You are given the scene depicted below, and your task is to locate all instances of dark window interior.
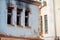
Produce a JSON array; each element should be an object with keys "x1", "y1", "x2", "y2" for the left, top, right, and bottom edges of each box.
[
  {"x1": 25, "y1": 10, "x2": 29, "y2": 16},
  {"x1": 7, "y1": 7, "x2": 13, "y2": 24},
  {"x1": 8, "y1": 8, "x2": 12, "y2": 13},
  {"x1": 17, "y1": 16, "x2": 20, "y2": 25},
  {"x1": 25, "y1": 18, "x2": 28, "y2": 26},
  {"x1": 7, "y1": 15, "x2": 11, "y2": 24},
  {"x1": 44, "y1": 15, "x2": 48, "y2": 33},
  {"x1": 25, "y1": 9, "x2": 30, "y2": 26},
  {"x1": 17, "y1": 8, "x2": 22, "y2": 25}
]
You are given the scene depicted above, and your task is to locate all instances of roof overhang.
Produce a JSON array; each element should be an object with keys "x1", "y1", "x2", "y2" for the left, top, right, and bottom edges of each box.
[{"x1": 16, "y1": 0, "x2": 41, "y2": 6}]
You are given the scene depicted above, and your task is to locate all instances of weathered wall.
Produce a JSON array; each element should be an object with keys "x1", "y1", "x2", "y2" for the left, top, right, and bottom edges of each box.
[
  {"x1": 0, "y1": 0, "x2": 40, "y2": 38},
  {"x1": 0, "y1": 37, "x2": 40, "y2": 40}
]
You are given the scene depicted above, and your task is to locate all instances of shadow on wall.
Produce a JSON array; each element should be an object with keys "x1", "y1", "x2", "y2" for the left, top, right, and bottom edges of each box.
[{"x1": 55, "y1": 36, "x2": 60, "y2": 40}]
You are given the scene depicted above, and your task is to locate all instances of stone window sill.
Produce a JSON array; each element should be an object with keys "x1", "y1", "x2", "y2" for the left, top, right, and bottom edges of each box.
[
  {"x1": 25, "y1": 26, "x2": 31, "y2": 28},
  {"x1": 7, "y1": 24, "x2": 14, "y2": 27},
  {"x1": 17, "y1": 25, "x2": 23, "y2": 28}
]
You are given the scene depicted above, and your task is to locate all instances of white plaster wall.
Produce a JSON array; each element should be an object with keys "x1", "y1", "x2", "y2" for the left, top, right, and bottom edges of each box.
[
  {"x1": 41, "y1": 0, "x2": 56, "y2": 40},
  {"x1": 55, "y1": 0, "x2": 60, "y2": 38}
]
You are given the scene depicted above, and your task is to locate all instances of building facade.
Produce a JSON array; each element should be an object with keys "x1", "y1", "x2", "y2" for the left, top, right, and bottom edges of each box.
[
  {"x1": 0, "y1": 0, "x2": 60, "y2": 40},
  {"x1": 39, "y1": 0, "x2": 60, "y2": 40},
  {"x1": 0, "y1": 0, "x2": 41, "y2": 40}
]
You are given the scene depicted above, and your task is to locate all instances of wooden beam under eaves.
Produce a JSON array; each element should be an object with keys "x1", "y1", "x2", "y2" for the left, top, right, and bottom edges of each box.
[{"x1": 16, "y1": 0, "x2": 41, "y2": 6}]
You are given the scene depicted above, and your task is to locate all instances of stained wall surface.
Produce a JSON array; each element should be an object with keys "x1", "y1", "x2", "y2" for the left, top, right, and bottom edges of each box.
[{"x1": 0, "y1": 0, "x2": 40, "y2": 38}]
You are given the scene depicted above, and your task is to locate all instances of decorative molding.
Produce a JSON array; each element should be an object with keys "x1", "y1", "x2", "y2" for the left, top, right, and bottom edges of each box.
[
  {"x1": 0, "y1": 34, "x2": 41, "y2": 40},
  {"x1": 39, "y1": 1, "x2": 47, "y2": 9},
  {"x1": 42, "y1": 1, "x2": 47, "y2": 7},
  {"x1": 16, "y1": 0, "x2": 41, "y2": 6}
]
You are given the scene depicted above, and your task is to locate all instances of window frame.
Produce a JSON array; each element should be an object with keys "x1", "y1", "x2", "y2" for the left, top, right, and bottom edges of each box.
[
  {"x1": 44, "y1": 15, "x2": 48, "y2": 34},
  {"x1": 25, "y1": 9, "x2": 30, "y2": 26},
  {"x1": 7, "y1": 6, "x2": 14, "y2": 25},
  {"x1": 17, "y1": 8, "x2": 23, "y2": 26}
]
